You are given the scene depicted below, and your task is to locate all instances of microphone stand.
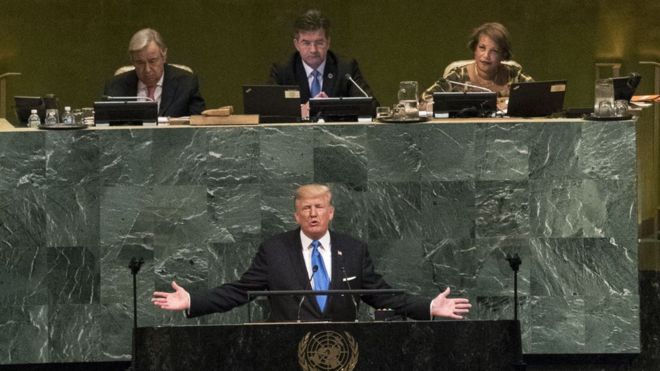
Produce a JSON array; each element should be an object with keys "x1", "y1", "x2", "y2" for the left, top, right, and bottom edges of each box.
[
  {"x1": 128, "y1": 257, "x2": 144, "y2": 371},
  {"x1": 506, "y1": 253, "x2": 526, "y2": 370}
]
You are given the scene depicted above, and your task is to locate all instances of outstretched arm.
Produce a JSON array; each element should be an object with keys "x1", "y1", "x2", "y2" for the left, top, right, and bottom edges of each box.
[
  {"x1": 431, "y1": 287, "x2": 471, "y2": 319},
  {"x1": 152, "y1": 281, "x2": 191, "y2": 311}
]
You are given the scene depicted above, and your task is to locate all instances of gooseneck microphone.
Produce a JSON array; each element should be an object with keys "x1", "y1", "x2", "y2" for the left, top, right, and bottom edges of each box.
[
  {"x1": 337, "y1": 250, "x2": 359, "y2": 322},
  {"x1": 297, "y1": 265, "x2": 318, "y2": 322},
  {"x1": 344, "y1": 74, "x2": 370, "y2": 97},
  {"x1": 444, "y1": 79, "x2": 493, "y2": 93}
]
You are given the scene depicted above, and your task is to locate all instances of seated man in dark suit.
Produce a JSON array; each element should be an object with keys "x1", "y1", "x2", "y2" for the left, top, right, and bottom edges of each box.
[
  {"x1": 269, "y1": 9, "x2": 379, "y2": 118},
  {"x1": 104, "y1": 28, "x2": 206, "y2": 117},
  {"x1": 152, "y1": 184, "x2": 471, "y2": 322}
]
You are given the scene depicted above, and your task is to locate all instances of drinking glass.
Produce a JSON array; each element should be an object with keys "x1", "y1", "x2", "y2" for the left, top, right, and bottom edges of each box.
[
  {"x1": 594, "y1": 79, "x2": 614, "y2": 117},
  {"x1": 397, "y1": 81, "x2": 419, "y2": 118}
]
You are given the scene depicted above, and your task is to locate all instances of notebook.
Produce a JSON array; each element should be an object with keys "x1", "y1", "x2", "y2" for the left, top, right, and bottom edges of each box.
[
  {"x1": 242, "y1": 85, "x2": 301, "y2": 123},
  {"x1": 507, "y1": 80, "x2": 567, "y2": 117}
]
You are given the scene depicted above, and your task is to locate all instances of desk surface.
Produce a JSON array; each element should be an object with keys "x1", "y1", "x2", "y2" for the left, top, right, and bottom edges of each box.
[{"x1": 0, "y1": 116, "x2": 592, "y2": 133}]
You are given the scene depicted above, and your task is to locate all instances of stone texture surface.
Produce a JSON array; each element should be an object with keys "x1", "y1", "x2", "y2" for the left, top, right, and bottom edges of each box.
[{"x1": 0, "y1": 120, "x2": 638, "y2": 363}]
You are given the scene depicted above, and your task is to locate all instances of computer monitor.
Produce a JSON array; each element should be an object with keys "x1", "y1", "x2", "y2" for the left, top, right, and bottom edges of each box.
[
  {"x1": 432, "y1": 92, "x2": 497, "y2": 118},
  {"x1": 93, "y1": 100, "x2": 158, "y2": 125},
  {"x1": 612, "y1": 74, "x2": 641, "y2": 102},
  {"x1": 507, "y1": 80, "x2": 567, "y2": 117},
  {"x1": 13, "y1": 95, "x2": 58, "y2": 125},
  {"x1": 243, "y1": 85, "x2": 301, "y2": 123},
  {"x1": 309, "y1": 97, "x2": 374, "y2": 122}
]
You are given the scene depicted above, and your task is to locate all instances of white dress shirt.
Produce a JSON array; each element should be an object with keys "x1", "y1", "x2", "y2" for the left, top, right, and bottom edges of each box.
[{"x1": 300, "y1": 230, "x2": 332, "y2": 288}]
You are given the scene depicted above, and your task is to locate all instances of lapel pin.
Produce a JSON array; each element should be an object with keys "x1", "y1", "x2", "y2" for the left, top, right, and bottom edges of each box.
[{"x1": 328, "y1": 73, "x2": 334, "y2": 79}]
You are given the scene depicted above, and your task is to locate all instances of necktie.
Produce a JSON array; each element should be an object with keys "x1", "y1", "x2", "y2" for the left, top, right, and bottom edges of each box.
[
  {"x1": 311, "y1": 240, "x2": 329, "y2": 311},
  {"x1": 310, "y1": 70, "x2": 321, "y2": 98}
]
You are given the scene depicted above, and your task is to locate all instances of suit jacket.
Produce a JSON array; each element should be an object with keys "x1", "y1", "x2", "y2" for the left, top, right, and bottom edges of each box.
[
  {"x1": 103, "y1": 64, "x2": 206, "y2": 117},
  {"x1": 269, "y1": 50, "x2": 380, "y2": 107},
  {"x1": 189, "y1": 229, "x2": 431, "y2": 322}
]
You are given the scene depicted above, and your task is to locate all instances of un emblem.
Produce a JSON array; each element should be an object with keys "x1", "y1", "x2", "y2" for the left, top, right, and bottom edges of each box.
[{"x1": 298, "y1": 330, "x2": 359, "y2": 371}]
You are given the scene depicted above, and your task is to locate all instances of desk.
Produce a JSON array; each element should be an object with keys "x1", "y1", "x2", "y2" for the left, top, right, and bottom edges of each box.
[{"x1": 0, "y1": 118, "x2": 639, "y2": 364}]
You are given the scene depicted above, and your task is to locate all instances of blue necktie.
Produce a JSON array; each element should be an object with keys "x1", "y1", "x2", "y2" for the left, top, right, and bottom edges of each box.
[
  {"x1": 311, "y1": 240, "x2": 329, "y2": 311},
  {"x1": 310, "y1": 70, "x2": 321, "y2": 98}
]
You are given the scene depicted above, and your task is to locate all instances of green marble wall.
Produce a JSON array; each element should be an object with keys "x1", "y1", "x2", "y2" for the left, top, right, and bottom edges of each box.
[{"x1": 0, "y1": 119, "x2": 638, "y2": 364}]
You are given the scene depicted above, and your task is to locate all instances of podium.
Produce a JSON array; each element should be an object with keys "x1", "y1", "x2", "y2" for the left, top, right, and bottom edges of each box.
[{"x1": 134, "y1": 320, "x2": 522, "y2": 370}]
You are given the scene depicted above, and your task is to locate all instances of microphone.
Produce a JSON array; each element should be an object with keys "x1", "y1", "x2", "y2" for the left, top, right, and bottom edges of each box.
[
  {"x1": 344, "y1": 74, "x2": 370, "y2": 97},
  {"x1": 104, "y1": 95, "x2": 155, "y2": 102},
  {"x1": 444, "y1": 79, "x2": 493, "y2": 93},
  {"x1": 297, "y1": 265, "x2": 318, "y2": 322},
  {"x1": 337, "y1": 250, "x2": 359, "y2": 322}
]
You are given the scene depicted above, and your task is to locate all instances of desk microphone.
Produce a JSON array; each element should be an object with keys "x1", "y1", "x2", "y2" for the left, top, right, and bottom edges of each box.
[
  {"x1": 297, "y1": 265, "x2": 318, "y2": 322},
  {"x1": 344, "y1": 74, "x2": 370, "y2": 97},
  {"x1": 444, "y1": 79, "x2": 493, "y2": 93},
  {"x1": 337, "y1": 250, "x2": 359, "y2": 322},
  {"x1": 104, "y1": 95, "x2": 155, "y2": 102}
]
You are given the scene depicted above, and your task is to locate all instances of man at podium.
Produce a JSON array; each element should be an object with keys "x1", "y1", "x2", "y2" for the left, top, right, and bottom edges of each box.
[{"x1": 152, "y1": 184, "x2": 471, "y2": 322}]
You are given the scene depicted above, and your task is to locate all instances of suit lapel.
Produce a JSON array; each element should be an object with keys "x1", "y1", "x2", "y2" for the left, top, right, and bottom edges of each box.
[
  {"x1": 158, "y1": 65, "x2": 177, "y2": 116},
  {"x1": 323, "y1": 53, "x2": 338, "y2": 97},
  {"x1": 294, "y1": 57, "x2": 312, "y2": 102}
]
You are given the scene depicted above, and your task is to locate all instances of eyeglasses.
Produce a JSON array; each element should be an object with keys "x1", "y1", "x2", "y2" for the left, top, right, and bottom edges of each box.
[{"x1": 297, "y1": 39, "x2": 328, "y2": 49}]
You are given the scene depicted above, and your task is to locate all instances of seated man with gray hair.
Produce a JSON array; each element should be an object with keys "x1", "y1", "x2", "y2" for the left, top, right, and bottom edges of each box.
[{"x1": 104, "y1": 28, "x2": 206, "y2": 117}]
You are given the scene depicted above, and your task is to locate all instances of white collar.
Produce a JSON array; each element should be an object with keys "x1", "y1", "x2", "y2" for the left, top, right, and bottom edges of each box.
[
  {"x1": 302, "y1": 60, "x2": 327, "y2": 78},
  {"x1": 300, "y1": 229, "x2": 331, "y2": 251}
]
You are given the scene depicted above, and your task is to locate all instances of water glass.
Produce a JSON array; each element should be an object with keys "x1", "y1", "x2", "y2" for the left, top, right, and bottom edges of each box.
[
  {"x1": 376, "y1": 106, "x2": 391, "y2": 119},
  {"x1": 594, "y1": 79, "x2": 614, "y2": 117}
]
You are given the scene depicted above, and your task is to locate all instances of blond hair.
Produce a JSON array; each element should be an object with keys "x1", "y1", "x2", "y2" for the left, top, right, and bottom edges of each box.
[{"x1": 294, "y1": 184, "x2": 332, "y2": 206}]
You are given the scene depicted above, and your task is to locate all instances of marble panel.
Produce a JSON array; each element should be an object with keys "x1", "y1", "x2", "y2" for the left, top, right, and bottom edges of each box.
[
  {"x1": 418, "y1": 123, "x2": 475, "y2": 181},
  {"x1": 475, "y1": 122, "x2": 529, "y2": 181},
  {"x1": 46, "y1": 246, "x2": 100, "y2": 305},
  {"x1": 472, "y1": 237, "x2": 531, "y2": 297},
  {"x1": 48, "y1": 304, "x2": 102, "y2": 362},
  {"x1": 151, "y1": 127, "x2": 210, "y2": 185},
  {"x1": 424, "y1": 238, "x2": 478, "y2": 297},
  {"x1": 367, "y1": 238, "x2": 435, "y2": 297},
  {"x1": 528, "y1": 122, "x2": 581, "y2": 179},
  {"x1": 325, "y1": 182, "x2": 369, "y2": 241},
  {"x1": 529, "y1": 179, "x2": 585, "y2": 238},
  {"x1": 98, "y1": 303, "x2": 133, "y2": 361},
  {"x1": 207, "y1": 126, "x2": 260, "y2": 186},
  {"x1": 207, "y1": 183, "x2": 262, "y2": 244},
  {"x1": 45, "y1": 130, "x2": 99, "y2": 188},
  {"x1": 529, "y1": 238, "x2": 637, "y2": 297},
  {"x1": 259, "y1": 126, "x2": 314, "y2": 184},
  {"x1": 44, "y1": 185, "x2": 100, "y2": 248},
  {"x1": 366, "y1": 181, "x2": 422, "y2": 240},
  {"x1": 0, "y1": 188, "x2": 47, "y2": 250},
  {"x1": 0, "y1": 131, "x2": 46, "y2": 190},
  {"x1": 98, "y1": 129, "x2": 154, "y2": 186},
  {"x1": 0, "y1": 305, "x2": 49, "y2": 364},
  {"x1": 475, "y1": 180, "x2": 530, "y2": 238},
  {"x1": 367, "y1": 124, "x2": 422, "y2": 182},
  {"x1": 260, "y1": 181, "x2": 300, "y2": 239},
  {"x1": 579, "y1": 120, "x2": 636, "y2": 180},
  {"x1": 420, "y1": 180, "x2": 475, "y2": 240},
  {"x1": 0, "y1": 243, "x2": 48, "y2": 306},
  {"x1": 529, "y1": 296, "x2": 585, "y2": 353},
  {"x1": 313, "y1": 125, "x2": 368, "y2": 189},
  {"x1": 584, "y1": 295, "x2": 640, "y2": 353}
]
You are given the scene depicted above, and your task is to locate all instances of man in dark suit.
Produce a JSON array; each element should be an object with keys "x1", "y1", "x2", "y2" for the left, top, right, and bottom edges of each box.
[
  {"x1": 152, "y1": 184, "x2": 471, "y2": 322},
  {"x1": 268, "y1": 10, "x2": 379, "y2": 118},
  {"x1": 104, "y1": 28, "x2": 205, "y2": 117}
]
